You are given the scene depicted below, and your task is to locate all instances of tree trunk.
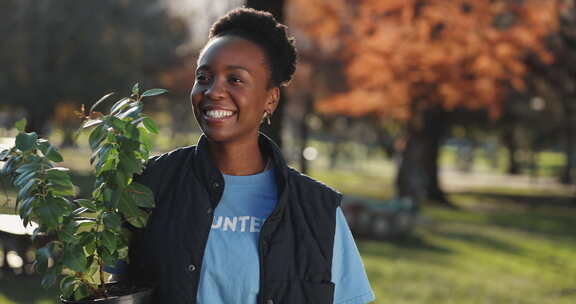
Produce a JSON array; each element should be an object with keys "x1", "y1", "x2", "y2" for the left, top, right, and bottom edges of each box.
[
  {"x1": 396, "y1": 109, "x2": 452, "y2": 207},
  {"x1": 246, "y1": 0, "x2": 285, "y2": 147},
  {"x1": 502, "y1": 126, "x2": 520, "y2": 175},
  {"x1": 60, "y1": 128, "x2": 77, "y2": 148},
  {"x1": 26, "y1": 105, "x2": 51, "y2": 136},
  {"x1": 560, "y1": 97, "x2": 575, "y2": 184}
]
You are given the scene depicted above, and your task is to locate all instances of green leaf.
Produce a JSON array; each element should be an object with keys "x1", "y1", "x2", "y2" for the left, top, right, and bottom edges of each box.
[
  {"x1": 46, "y1": 170, "x2": 75, "y2": 196},
  {"x1": 14, "y1": 170, "x2": 36, "y2": 188},
  {"x1": 118, "y1": 152, "x2": 142, "y2": 176},
  {"x1": 103, "y1": 212, "x2": 121, "y2": 232},
  {"x1": 130, "y1": 116, "x2": 146, "y2": 126},
  {"x1": 37, "y1": 139, "x2": 50, "y2": 152},
  {"x1": 37, "y1": 139, "x2": 62, "y2": 162},
  {"x1": 90, "y1": 92, "x2": 115, "y2": 113},
  {"x1": 77, "y1": 221, "x2": 96, "y2": 232},
  {"x1": 111, "y1": 98, "x2": 131, "y2": 115},
  {"x1": 96, "y1": 147, "x2": 119, "y2": 175},
  {"x1": 1, "y1": 158, "x2": 14, "y2": 175},
  {"x1": 49, "y1": 182, "x2": 76, "y2": 197},
  {"x1": 100, "y1": 247, "x2": 117, "y2": 265},
  {"x1": 62, "y1": 245, "x2": 88, "y2": 273},
  {"x1": 108, "y1": 116, "x2": 125, "y2": 130},
  {"x1": 15, "y1": 162, "x2": 41, "y2": 174},
  {"x1": 45, "y1": 146, "x2": 63, "y2": 162},
  {"x1": 15, "y1": 118, "x2": 27, "y2": 131},
  {"x1": 101, "y1": 230, "x2": 118, "y2": 252},
  {"x1": 74, "y1": 199, "x2": 97, "y2": 212},
  {"x1": 128, "y1": 182, "x2": 155, "y2": 208},
  {"x1": 60, "y1": 276, "x2": 78, "y2": 300},
  {"x1": 18, "y1": 196, "x2": 35, "y2": 219},
  {"x1": 118, "y1": 246, "x2": 129, "y2": 260},
  {"x1": 85, "y1": 256, "x2": 99, "y2": 277},
  {"x1": 119, "y1": 137, "x2": 140, "y2": 153},
  {"x1": 119, "y1": 191, "x2": 148, "y2": 228},
  {"x1": 41, "y1": 265, "x2": 62, "y2": 289},
  {"x1": 73, "y1": 283, "x2": 90, "y2": 301},
  {"x1": 0, "y1": 148, "x2": 10, "y2": 161},
  {"x1": 91, "y1": 143, "x2": 111, "y2": 166},
  {"x1": 132, "y1": 83, "x2": 140, "y2": 95},
  {"x1": 58, "y1": 221, "x2": 78, "y2": 243},
  {"x1": 31, "y1": 227, "x2": 42, "y2": 241},
  {"x1": 46, "y1": 167, "x2": 71, "y2": 184},
  {"x1": 17, "y1": 178, "x2": 38, "y2": 201},
  {"x1": 15, "y1": 132, "x2": 38, "y2": 151},
  {"x1": 124, "y1": 122, "x2": 140, "y2": 141},
  {"x1": 117, "y1": 102, "x2": 142, "y2": 120},
  {"x1": 78, "y1": 232, "x2": 96, "y2": 254},
  {"x1": 72, "y1": 207, "x2": 89, "y2": 217},
  {"x1": 141, "y1": 88, "x2": 168, "y2": 97},
  {"x1": 36, "y1": 198, "x2": 65, "y2": 229},
  {"x1": 114, "y1": 170, "x2": 128, "y2": 189},
  {"x1": 82, "y1": 119, "x2": 103, "y2": 129},
  {"x1": 92, "y1": 183, "x2": 105, "y2": 201},
  {"x1": 35, "y1": 245, "x2": 53, "y2": 273},
  {"x1": 89, "y1": 124, "x2": 106, "y2": 150},
  {"x1": 142, "y1": 117, "x2": 159, "y2": 134},
  {"x1": 138, "y1": 128, "x2": 152, "y2": 157}
]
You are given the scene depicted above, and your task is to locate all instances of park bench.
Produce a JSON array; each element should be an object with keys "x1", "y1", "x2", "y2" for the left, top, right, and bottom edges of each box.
[{"x1": 341, "y1": 195, "x2": 419, "y2": 240}]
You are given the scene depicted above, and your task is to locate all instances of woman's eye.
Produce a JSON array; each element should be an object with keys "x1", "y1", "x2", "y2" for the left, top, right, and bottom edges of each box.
[
  {"x1": 196, "y1": 74, "x2": 209, "y2": 83},
  {"x1": 229, "y1": 76, "x2": 243, "y2": 84}
]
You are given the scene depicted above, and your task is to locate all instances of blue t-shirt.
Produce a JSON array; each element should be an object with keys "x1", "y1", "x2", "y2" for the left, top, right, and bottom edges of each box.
[{"x1": 196, "y1": 168, "x2": 374, "y2": 304}]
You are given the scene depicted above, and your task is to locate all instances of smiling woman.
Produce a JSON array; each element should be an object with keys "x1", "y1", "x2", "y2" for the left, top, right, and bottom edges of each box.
[{"x1": 117, "y1": 7, "x2": 374, "y2": 304}]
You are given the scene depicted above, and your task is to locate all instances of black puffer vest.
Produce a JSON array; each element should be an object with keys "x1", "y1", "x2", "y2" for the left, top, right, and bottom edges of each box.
[{"x1": 127, "y1": 134, "x2": 342, "y2": 304}]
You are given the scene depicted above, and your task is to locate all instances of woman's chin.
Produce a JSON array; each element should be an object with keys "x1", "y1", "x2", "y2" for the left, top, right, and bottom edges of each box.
[{"x1": 201, "y1": 128, "x2": 259, "y2": 145}]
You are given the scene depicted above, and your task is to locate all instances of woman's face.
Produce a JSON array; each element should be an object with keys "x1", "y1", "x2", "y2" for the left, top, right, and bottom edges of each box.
[{"x1": 190, "y1": 35, "x2": 278, "y2": 144}]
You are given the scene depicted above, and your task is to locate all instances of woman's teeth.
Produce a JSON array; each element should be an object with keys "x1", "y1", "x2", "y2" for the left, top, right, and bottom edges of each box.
[{"x1": 205, "y1": 110, "x2": 234, "y2": 119}]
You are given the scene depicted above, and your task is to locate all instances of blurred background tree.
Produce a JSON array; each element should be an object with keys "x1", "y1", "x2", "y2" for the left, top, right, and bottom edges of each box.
[
  {"x1": 0, "y1": 0, "x2": 188, "y2": 139},
  {"x1": 288, "y1": 0, "x2": 565, "y2": 206}
]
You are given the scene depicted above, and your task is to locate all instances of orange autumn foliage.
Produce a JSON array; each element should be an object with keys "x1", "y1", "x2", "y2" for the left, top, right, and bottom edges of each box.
[{"x1": 288, "y1": 0, "x2": 563, "y2": 120}]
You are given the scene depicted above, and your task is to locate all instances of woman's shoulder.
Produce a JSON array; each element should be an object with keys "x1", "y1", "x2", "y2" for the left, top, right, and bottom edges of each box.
[
  {"x1": 136, "y1": 146, "x2": 196, "y2": 187},
  {"x1": 146, "y1": 145, "x2": 196, "y2": 168},
  {"x1": 286, "y1": 167, "x2": 342, "y2": 203}
]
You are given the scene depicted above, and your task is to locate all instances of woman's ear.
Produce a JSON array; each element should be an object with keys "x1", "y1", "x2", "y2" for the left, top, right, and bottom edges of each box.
[{"x1": 266, "y1": 87, "x2": 280, "y2": 114}]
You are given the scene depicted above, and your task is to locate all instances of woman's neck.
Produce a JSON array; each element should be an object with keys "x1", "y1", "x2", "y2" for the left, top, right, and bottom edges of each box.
[{"x1": 207, "y1": 136, "x2": 266, "y2": 176}]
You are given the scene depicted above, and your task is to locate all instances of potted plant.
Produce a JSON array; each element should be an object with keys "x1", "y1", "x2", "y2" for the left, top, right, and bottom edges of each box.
[{"x1": 0, "y1": 84, "x2": 166, "y2": 303}]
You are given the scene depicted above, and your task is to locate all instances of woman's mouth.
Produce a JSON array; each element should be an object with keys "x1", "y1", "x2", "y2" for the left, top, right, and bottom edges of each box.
[{"x1": 203, "y1": 109, "x2": 236, "y2": 121}]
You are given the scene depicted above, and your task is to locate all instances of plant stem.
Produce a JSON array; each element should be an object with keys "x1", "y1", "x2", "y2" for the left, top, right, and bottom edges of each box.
[{"x1": 99, "y1": 257, "x2": 106, "y2": 294}]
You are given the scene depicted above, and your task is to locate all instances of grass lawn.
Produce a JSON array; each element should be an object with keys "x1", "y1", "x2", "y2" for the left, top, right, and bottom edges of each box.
[
  {"x1": 360, "y1": 200, "x2": 576, "y2": 304},
  {"x1": 0, "y1": 149, "x2": 575, "y2": 303}
]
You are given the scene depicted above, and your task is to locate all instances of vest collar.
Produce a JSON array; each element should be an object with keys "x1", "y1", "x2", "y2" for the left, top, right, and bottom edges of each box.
[{"x1": 191, "y1": 133, "x2": 289, "y2": 207}]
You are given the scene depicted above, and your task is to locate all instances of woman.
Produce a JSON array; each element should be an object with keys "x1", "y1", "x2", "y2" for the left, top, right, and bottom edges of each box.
[{"x1": 123, "y1": 8, "x2": 374, "y2": 304}]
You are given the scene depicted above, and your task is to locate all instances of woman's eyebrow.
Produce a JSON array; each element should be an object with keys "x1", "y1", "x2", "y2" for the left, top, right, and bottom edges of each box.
[
  {"x1": 226, "y1": 65, "x2": 252, "y2": 75},
  {"x1": 196, "y1": 64, "x2": 252, "y2": 75}
]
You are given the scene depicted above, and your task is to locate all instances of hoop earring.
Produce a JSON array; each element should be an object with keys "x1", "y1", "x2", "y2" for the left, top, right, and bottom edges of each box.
[{"x1": 262, "y1": 111, "x2": 272, "y2": 125}]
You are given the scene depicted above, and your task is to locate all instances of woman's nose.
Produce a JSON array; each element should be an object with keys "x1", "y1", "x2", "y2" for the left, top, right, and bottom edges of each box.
[{"x1": 204, "y1": 79, "x2": 225, "y2": 100}]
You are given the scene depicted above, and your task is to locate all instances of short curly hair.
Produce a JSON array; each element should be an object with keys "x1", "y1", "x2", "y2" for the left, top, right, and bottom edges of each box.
[{"x1": 208, "y1": 7, "x2": 297, "y2": 87}]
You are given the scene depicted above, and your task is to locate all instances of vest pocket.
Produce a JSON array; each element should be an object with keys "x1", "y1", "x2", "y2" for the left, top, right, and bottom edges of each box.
[{"x1": 265, "y1": 279, "x2": 335, "y2": 304}]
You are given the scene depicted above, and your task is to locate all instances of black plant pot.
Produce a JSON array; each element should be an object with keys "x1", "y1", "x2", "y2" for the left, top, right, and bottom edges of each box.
[{"x1": 60, "y1": 283, "x2": 153, "y2": 304}]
